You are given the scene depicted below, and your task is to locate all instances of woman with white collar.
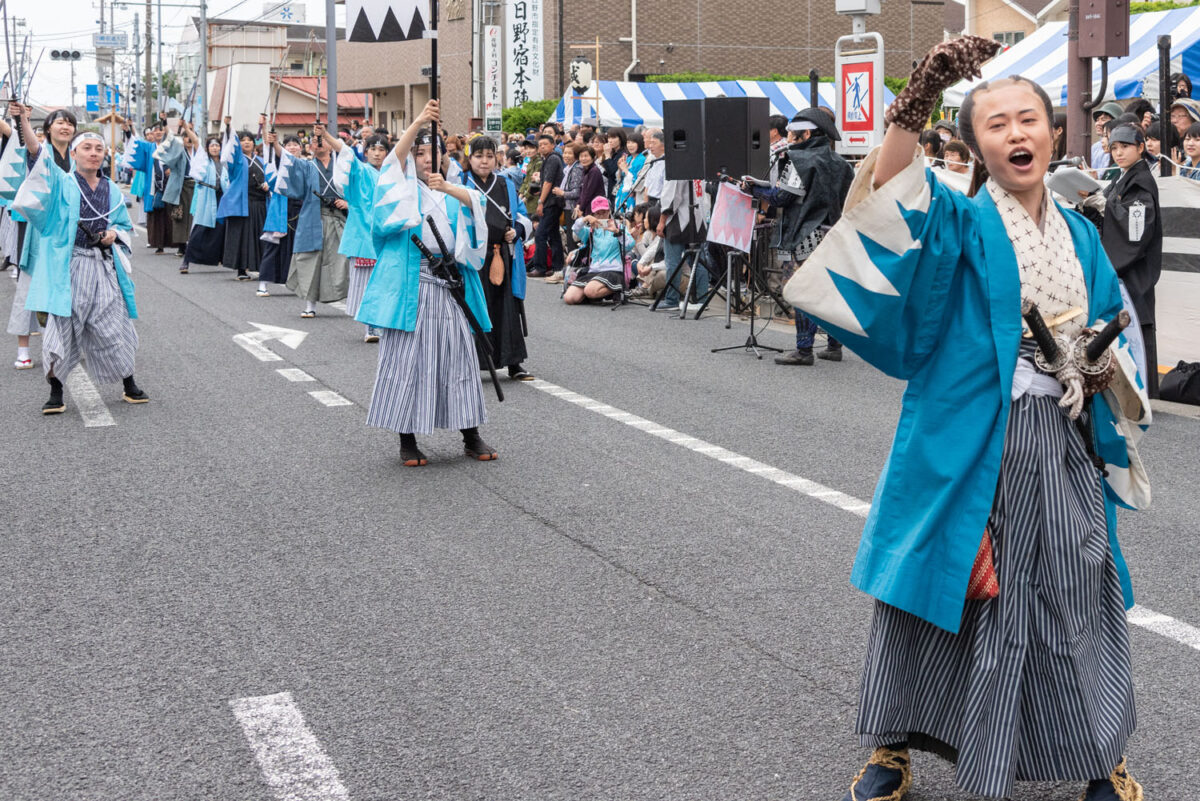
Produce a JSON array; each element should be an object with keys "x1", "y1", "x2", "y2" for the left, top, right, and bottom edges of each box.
[
  {"x1": 355, "y1": 100, "x2": 497, "y2": 467},
  {"x1": 12, "y1": 131, "x2": 147, "y2": 414}
]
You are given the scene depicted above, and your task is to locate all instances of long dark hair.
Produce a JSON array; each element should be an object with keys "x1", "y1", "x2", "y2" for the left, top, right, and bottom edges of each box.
[{"x1": 959, "y1": 75, "x2": 1055, "y2": 196}]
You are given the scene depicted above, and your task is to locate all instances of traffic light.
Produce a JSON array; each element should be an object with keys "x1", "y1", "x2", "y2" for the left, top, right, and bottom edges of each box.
[{"x1": 50, "y1": 50, "x2": 82, "y2": 61}]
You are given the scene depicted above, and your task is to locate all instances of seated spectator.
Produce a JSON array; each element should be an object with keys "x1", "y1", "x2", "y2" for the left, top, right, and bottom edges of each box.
[
  {"x1": 563, "y1": 197, "x2": 634, "y2": 305},
  {"x1": 631, "y1": 204, "x2": 664, "y2": 298}
]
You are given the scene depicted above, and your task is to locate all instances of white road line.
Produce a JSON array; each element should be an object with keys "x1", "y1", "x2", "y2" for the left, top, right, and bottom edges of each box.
[
  {"x1": 65, "y1": 371, "x2": 116, "y2": 428},
  {"x1": 1127, "y1": 605, "x2": 1200, "y2": 651},
  {"x1": 277, "y1": 368, "x2": 316, "y2": 382},
  {"x1": 309, "y1": 390, "x2": 353, "y2": 407},
  {"x1": 529, "y1": 378, "x2": 1200, "y2": 654},
  {"x1": 230, "y1": 692, "x2": 351, "y2": 801},
  {"x1": 326, "y1": 300, "x2": 348, "y2": 312}
]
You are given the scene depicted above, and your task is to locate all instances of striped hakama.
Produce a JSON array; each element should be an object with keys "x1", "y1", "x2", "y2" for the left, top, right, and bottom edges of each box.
[
  {"x1": 855, "y1": 390, "x2": 1135, "y2": 798},
  {"x1": 365, "y1": 264, "x2": 487, "y2": 435},
  {"x1": 170, "y1": 178, "x2": 195, "y2": 245},
  {"x1": 42, "y1": 247, "x2": 139, "y2": 384},
  {"x1": 0, "y1": 209, "x2": 18, "y2": 266},
  {"x1": 7, "y1": 268, "x2": 40, "y2": 336},
  {"x1": 286, "y1": 207, "x2": 349, "y2": 302},
  {"x1": 345, "y1": 258, "x2": 375, "y2": 318}
]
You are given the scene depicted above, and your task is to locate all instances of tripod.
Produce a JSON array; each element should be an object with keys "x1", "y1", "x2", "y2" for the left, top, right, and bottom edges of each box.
[{"x1": 711, "y1": 220, "x2": 788, "y2": 359}]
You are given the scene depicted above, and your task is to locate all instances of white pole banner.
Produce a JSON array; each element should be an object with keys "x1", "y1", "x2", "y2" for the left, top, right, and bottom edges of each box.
[
  {"x1": 505, "y1": 0, "x2": 543, "y2": 106},
  {"x1": 484, "y1": 24, "x2": 503, "y2": 132}
]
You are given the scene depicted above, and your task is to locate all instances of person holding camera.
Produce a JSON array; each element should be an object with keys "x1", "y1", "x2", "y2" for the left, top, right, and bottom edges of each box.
[
  {"x1": 268, "y1": 123, "x2": 350, "y2": 318},
  {"x1": 563, "y1": 197, "x2": 633, "y2": 304}
]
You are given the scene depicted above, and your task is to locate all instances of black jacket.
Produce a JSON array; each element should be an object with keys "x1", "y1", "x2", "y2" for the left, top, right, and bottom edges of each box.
[
  {"x1": 1100, "y1": 158, "x2": 1162, "y2": 324},
  {"x1": 773, "y1": 135, "x2": 855, "y2": 253}
]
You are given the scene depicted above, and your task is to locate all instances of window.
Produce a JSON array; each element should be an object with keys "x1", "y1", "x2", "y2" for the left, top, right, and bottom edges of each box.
[{"x1": 993, "y1": 31, "x2": 1025, "y2": 47}]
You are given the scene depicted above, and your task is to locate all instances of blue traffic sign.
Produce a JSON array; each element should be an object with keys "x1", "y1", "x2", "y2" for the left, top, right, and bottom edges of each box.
[{"x1": 85, "y1": 84, "x2": 120, "y2": 113}]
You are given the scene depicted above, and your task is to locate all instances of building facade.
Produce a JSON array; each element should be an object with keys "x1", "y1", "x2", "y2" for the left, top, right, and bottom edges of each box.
[{"x1": 339, "y1": 0, "x2": 947, "y2": 135}]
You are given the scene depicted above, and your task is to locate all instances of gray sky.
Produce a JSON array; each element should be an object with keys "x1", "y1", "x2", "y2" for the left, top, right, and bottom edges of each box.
[{"x1": 14, "y1": 0, "x2": 340, "y2": 109}]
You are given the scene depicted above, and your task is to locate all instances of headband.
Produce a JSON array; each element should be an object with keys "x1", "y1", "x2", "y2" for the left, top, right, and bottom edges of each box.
[
  {"x1": 414, "y1": 130, "x2": 445, "y2": 150},
  {"x1": 70, "y1": 131, "x2": 105, "y2": 150}
]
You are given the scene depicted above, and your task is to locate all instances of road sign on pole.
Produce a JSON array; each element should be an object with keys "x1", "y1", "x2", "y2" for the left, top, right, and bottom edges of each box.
[
  {"x1": 834, "y1": 32, "x2": 885, "y2": 156},
  {"x1": 86, "y1": 84, "x2": 120, "y2": 113},
  {"x1": 94, "y1": 32, "x2": 129, "y2": 50}
]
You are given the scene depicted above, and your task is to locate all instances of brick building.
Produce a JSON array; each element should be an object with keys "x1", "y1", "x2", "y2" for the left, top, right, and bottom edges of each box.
[{"x1": 340, "y1": 0, "x2": 947, "y2": 135}]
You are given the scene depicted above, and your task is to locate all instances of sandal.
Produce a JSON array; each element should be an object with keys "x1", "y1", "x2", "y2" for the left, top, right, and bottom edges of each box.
[
  {"x1": 256, "y1": 290, "x2": 270, "y2": 297},
  {"x1": 14, "y1": 358, "x2": 33, "y2": 370},
  {"x1": 400, "y1": 446, "x2": 429, "y2": 467},
  {"x1": 463, "y1": 440, "x2": 498, "y2": 461},
  {"x1": 300, "y1": 310, "x2": 316, "y2": 319},
  {"x1": 843, "y1": 746, "x2": 912, "y2": 801},
  {"x1": 507, "y1": 367, "x2": 535, "y2": 381}
]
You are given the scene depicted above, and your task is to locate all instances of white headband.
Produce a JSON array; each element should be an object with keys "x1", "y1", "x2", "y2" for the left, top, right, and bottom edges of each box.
[
  {"x1": 71, "y1": 131, "x2": 105, "y2": 150},
  {"x1": 786, "y1": 120, "x2": 817, "y2": 133}
]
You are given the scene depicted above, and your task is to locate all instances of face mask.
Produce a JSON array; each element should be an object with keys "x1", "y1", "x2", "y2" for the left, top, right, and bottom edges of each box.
[{"x1": 939, "y1": 131, "x2": 951, "y2": 143}]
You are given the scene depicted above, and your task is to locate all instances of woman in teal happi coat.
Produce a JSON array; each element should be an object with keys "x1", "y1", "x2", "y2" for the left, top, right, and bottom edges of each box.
[
  {"x1": 784, "y1": 38, "x2": 1151, "y2": 801},
  {"x1": 356, "y1": 100, "x2": 497, "y2": 468},
  {"x1": 330, "y1": 130, "x2": 387, "y2": 340}
]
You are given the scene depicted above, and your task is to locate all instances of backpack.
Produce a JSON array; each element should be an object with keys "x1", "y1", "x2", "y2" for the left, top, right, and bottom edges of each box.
[{"x1": 1159, "y1": 361, "x2": 1200, "y2": 406}]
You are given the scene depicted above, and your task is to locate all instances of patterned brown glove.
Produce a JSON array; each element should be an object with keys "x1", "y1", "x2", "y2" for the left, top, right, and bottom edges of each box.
[{"x1": 885, "y1": 35, "x2": 1004, "y2": 133}]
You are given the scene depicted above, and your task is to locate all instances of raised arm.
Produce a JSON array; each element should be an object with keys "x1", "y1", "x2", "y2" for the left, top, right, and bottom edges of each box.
[
  {"x1": 873, "y1": 36, "x2": 1001, "y2": 188},
  {"x1": 393, "y1": 100, "x2": 438, "y2": 161},
  {"x1": 315, "y1": 122, "x2": 343, "y2": 153},
  {"x1": 6, "y1": 101, "x2": 37, "y2": 156}
]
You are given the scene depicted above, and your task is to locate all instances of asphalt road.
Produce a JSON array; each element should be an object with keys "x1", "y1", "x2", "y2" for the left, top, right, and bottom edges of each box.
[{"x1": 1, "y1": 239, "x2": 1197, "y2": 801}]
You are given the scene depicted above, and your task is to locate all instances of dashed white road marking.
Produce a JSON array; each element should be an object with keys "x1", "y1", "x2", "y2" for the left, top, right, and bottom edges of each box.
[
  {"x1": 277, "y1": 368, "x2": 316, "y2": 382},
  {"x1": 234, "y1": 323, "x2": 309, "y2": 362},
  {"x1": 309, "y1": 390, "x2": 353, "y2": 407},
  {"x1": 230, "y1": 692, "x2": 351, "y2": 801},
  {"x1": 65, "y1": 371, "x2": 116, "y2": 428},
  {"x1": 326, "y1": 300, "x2": 348, "y2": 312},
  {"x1": 529, "y1": 378, "x2": 1200, "y2": 654},
  {"x1": 1127, "y1": 605, "x2": 1200, "y2": 651}
]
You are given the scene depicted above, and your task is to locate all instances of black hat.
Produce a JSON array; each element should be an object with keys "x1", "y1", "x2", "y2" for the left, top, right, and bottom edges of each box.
[
  {"x1": 788, "y1": 107, "x2": 840, "y2": 141},
  {"x1": 1108, "y1": 123, "x2": 1145, "y2": 146}
]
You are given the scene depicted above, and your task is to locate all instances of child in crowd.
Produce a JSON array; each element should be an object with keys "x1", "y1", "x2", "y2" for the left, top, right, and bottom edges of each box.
[{"x1": 563, "y1": 197, "x2": 633, "y2": 305}]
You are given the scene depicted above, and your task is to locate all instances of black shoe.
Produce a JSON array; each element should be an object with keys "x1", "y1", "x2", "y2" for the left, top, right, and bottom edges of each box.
[
  {"x1": 507, "y1": 365, "x2": 535, "y2": 381},
  {"x1": 527, "y1": 268, "x2": 550, "y2": 278},
  {"x1": 817, "y1": 347, "x2": 843, "y2": 362},
  {"x1": 236, "y1": 271, "x2": 251, "y2": 281},
  {"x1": 774, "y1": 349, "x2": 814, "y2": 366},
  {"x1": 42, "y1": 396, "x2": 66, "y2": 414}
]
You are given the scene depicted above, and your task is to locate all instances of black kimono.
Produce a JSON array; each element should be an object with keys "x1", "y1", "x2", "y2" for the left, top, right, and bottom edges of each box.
[
  {"x1": 1101, "y1": 158, "x2": 1162, "y2": 396},
  {"x1": 467, "y1": 170, "x2": 528, "y2": 371}
]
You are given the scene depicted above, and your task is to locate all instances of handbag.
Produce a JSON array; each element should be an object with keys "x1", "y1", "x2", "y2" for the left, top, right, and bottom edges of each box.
[
  {"x1": 1159, "y1": 361, "x2": 1200, "y2": 406},
  {"x1": 966, "y1": 529, "x2": 999, "y2": 600}
]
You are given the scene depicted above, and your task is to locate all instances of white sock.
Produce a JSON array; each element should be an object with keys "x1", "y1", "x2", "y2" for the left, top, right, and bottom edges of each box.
[
  {"x1": 259, "y1": 281, "x2": 268, "y2": 292},
  {"x1": 17, "y1": 346, "x2": 29, "y2": 361},
  {"x1": 305, "y1": 300, "x2": 317, "y2": 312}
]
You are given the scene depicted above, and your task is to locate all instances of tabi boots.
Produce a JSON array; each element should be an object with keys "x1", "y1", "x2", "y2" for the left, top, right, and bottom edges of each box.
[
  {"x1": 122, "y1": 376, "x2": 150, "y2": 404},
  {"x1": 1078, "y1": 758, "x2": 1144, "y2": 801},
  {"x1": 42, "y1": 376, "x2": 65, "y2": 415},
  {"x1": 842, "y1": 746, "x2": 912, "y2": 801}
]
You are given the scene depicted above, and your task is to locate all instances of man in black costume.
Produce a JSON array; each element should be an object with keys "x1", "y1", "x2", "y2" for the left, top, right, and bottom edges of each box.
[
  {"x1": 746, "y1": 108, "x2": 855, "y2": 365},
  {"x1": 460, "y1": 134, "x2": 535, "y2": 381}
]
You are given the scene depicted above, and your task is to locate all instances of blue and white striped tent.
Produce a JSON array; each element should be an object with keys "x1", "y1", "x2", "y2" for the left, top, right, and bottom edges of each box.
[
  {"x1": 551, "y1": 79, "x2": 897, "y2": 128},
  {"x1": 945, "y1": 8, "x2": 1200, "y2": 107}
]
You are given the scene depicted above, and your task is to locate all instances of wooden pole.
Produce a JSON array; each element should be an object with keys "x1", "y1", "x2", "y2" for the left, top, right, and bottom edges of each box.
[{"x1": 430, "y1": 0, "x2": 440, "y2": 174}]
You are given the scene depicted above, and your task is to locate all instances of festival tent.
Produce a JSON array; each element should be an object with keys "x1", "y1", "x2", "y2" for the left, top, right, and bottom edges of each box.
[
  {"x1": 551, "y1": 79, "x2": 897, "y2": 128},
  {"x1": 945, "y1": 7, "x2": 1200, "y2": 107}
]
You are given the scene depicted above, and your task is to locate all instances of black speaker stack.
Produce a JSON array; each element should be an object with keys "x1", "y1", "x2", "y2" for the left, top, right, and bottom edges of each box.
[{"x1": 662, "y1": 97, "x2": 770, "y2": 181}]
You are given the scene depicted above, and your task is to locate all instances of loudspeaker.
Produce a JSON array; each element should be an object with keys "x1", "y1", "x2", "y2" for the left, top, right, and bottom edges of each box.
[
  {"x1": 662, "y1": 99, "x2": 707, "y2": 180},
  {"x1": 703, "y1": 96, "x2": 770, "y2": 179}
]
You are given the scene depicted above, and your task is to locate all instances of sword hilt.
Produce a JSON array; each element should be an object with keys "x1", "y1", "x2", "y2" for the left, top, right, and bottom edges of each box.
[
  {"x1": 1084, "y1": 310, "x2": 1131, "y2": 363},
  {"x1": 1021, "y1": 299, "x2": 1060, "y2": 364}
]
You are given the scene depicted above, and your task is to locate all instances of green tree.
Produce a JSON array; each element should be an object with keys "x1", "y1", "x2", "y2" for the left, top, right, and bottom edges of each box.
[
  {"x1": 153, "y1": 70, "x2": 182, "y2": 102},
  {"x1": 502, "y1": 98, "x2": 559, "y2": 134}
]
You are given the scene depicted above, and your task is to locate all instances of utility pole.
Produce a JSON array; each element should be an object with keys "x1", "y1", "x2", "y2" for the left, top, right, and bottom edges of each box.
[
  {"x1": 324, "y1": 0, "x2": 337, "y2": 126},
  {"x1": 144, "y1": 0, "x2": 153, "y2": 121},
  {"x1": 198, "y1": 0, "x2": 208, "y2": 134},
  {"x1": 156, "y1": 0, "x2": 163, "y2": 115}
]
